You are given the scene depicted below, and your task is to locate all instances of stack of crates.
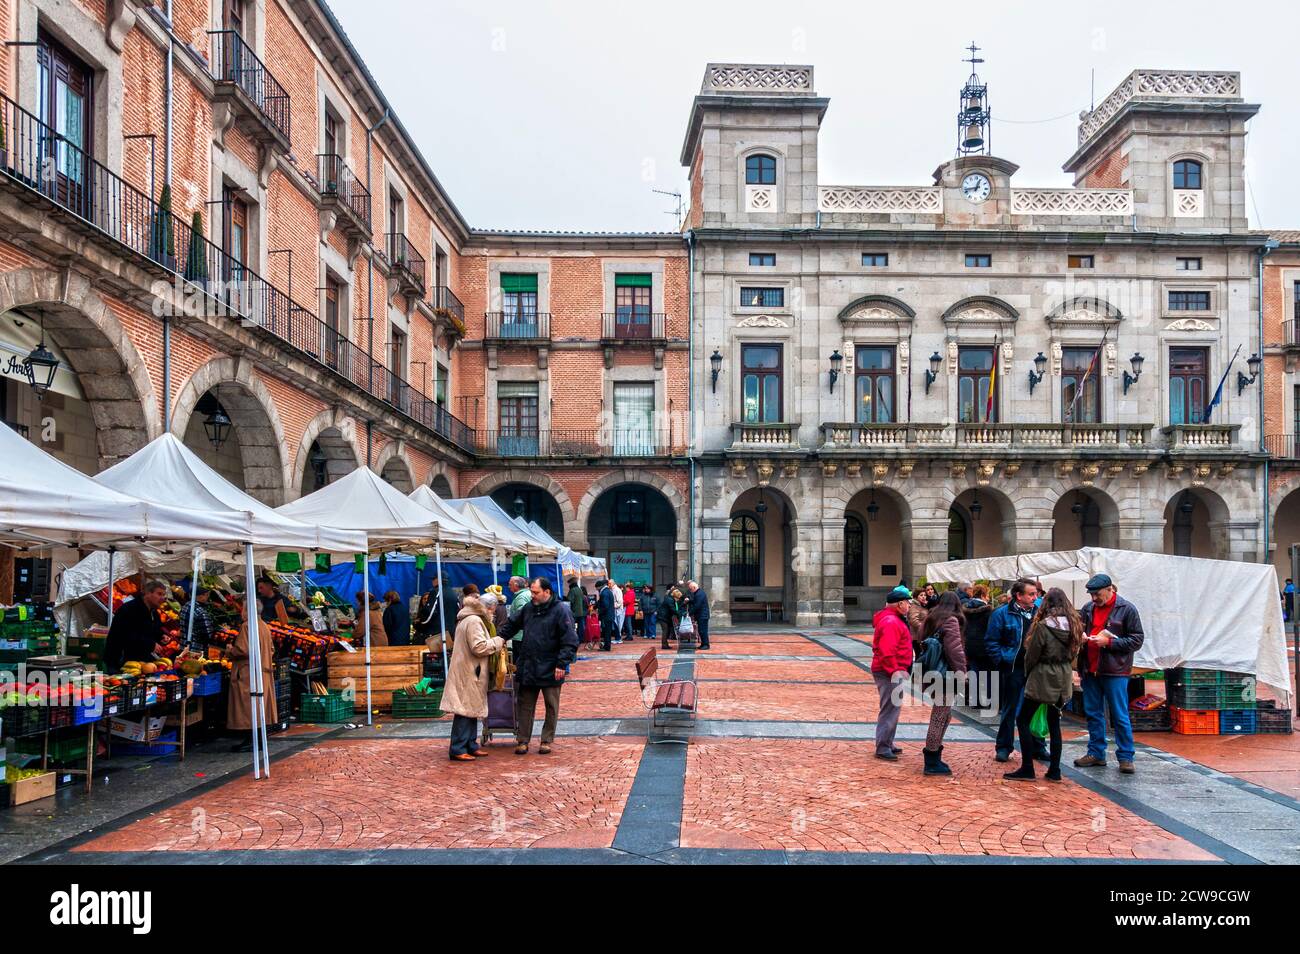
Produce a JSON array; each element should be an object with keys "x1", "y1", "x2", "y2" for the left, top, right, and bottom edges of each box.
[
  {"x1": 1165, "y1": 668, "x2": 1292, "y2": 735},
  {"x1": 0, "y1": 607, "x2": 59, "y2": 672}
]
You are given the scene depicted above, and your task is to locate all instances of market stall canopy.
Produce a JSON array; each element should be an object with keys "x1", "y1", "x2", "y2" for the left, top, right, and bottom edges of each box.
[
  {"x1": 0, "y1": 419, "x2": 254, "y2": 551},
  {"x1": 276, "y1": 466, "x2": 476, "y2": 553},
  {"x1": 94, "y1": 434, "x2": 367, "y2": 556},
  {"x1": 407, "y1": 485, "x2": 502, "y2": 553},
  {"x1": 444, "y1": 496, "x2": 558, "y2": 559},
  {"x1": 512, "y1": 516, "x2": 606, "y2": 578},
  {"x1": 926, "y1": 548, "x2": 1290, "y2": 698}
]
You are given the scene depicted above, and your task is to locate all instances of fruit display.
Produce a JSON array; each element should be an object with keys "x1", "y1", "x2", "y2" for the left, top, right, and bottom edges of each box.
[
  {"x1": 5, "y1": 765, "x2": 50, "y2": 783},
  {"x1": 93, "y1": 578, "x2": 137, "y2": 614}
]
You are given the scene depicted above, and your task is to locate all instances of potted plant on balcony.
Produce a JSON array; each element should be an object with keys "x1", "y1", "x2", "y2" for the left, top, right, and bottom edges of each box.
[
  {"x1": 148, "y1": 184, "x2": 176, "y2": 271},
  {"x1": 182, "y1": 210, "x2": 209, "y2": 286}
]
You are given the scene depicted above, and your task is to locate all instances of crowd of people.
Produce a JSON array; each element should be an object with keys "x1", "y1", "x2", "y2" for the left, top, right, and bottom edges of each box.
[{"x1": 872, "y1": 573, "x2": 1146, "y2": 781}]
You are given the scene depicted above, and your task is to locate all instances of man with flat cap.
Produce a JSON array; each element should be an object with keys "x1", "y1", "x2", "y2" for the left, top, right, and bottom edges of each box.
[{"x1": 1075, "y1": 573, "x2": 1145, "y2": 775}]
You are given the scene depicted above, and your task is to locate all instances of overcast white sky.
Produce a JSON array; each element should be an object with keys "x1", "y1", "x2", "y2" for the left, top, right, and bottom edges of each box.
[{"x1": 328, "y1": 0, "x2": 1300, "y2": 233}]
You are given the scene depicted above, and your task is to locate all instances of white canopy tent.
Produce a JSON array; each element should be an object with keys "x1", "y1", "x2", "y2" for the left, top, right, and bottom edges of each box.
[
  {"x1": 407, "y1": 485, "x2": 502, "y2": 553},
  {"x1": 445, "y1": 496, "x2": 559, "y2": 561},
  {"x1": 926, "y1": 548, "x2": 1290, "y2": 700},
  {"x1": 512, "y1": 516, "x2": 606, "y2": 581}
]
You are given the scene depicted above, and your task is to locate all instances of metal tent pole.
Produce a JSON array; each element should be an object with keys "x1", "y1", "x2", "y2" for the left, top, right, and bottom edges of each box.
[
  {"x1": 363, "y1": 558, "x2": 372, "y2": 726},
  {"x1": 106, "y1": 548, "x2": 117, "y2": 626},
  {"x1": 435, "y1": 542, "x2": 449, "y2": 677}
]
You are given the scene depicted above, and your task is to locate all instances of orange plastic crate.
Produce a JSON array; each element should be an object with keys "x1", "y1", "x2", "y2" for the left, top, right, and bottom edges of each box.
[{"x1": 1170, "y1": 705, "x2": 1219, "y2": 735}]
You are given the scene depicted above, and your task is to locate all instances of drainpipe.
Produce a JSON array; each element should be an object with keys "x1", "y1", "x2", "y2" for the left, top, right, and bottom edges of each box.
[
  {"x1": 1260, "y1": 239, "x2": 1279, "y2": 563},
  {"x1": 686, "y1": 229, "x2": 696, "y2": 579},
  {"x1": 161, "y1": 0, "x2": 175, "y2": 431},
  {"x1": 364, "y1": 108, "x2": 391, "y2": 467}
]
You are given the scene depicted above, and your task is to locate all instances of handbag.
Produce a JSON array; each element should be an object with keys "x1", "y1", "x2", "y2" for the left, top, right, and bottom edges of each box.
[
  {"x1": 1029, "y1": 703, "x2": 1050, "y2": 739},
  {"x1": 677, "y1": 615, "x2": 694, "y2": 636},
  {"x1": 917, "y1": 635, "x2": 948, "y2": 677}
]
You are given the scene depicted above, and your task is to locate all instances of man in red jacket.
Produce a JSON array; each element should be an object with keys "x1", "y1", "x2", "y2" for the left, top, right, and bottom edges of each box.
[{"x1": 872, "y1": 586, "x2": 916, "y2": 761}]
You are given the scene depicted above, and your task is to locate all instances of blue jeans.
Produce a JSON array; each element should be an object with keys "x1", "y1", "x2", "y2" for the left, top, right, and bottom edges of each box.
[
  {"x1": 1081, "y1": 672, "x2": 1135, "y2": 763},
  {"x1": 448, "y1": 715, "x2": 479, "y2": 757}
]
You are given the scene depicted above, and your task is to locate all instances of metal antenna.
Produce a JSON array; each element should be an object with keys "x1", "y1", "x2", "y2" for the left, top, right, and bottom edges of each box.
[{"x1": 653, "y1": 188, "x2": 684, "y2": 229}]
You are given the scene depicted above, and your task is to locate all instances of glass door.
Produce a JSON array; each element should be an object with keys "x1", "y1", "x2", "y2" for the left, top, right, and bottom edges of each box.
[
  {"x1": 613, "y1": 382, "x2": 655, "y2": 454},
  {"x1": 37, "y1": 33, "x2": 93, "y2": 212}
]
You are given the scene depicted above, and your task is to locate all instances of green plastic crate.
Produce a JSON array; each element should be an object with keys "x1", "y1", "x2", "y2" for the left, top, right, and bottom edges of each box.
[
  {"x1": 300, "y1": 691, "x2": 351, "y2": 723},
  {"x1": 390, "y1": 689, "x2": 443, "y2": 720},
  {"x1": 15, "y1": 733, "x2": 89, "y2": 763}
]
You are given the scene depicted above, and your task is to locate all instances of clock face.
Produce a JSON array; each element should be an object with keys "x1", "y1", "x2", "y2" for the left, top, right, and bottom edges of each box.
[{"x1": 962, "y1": 172, "x2": 992, "y2": 204}]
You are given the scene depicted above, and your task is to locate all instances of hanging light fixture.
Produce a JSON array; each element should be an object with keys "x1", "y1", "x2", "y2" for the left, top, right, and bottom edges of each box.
[
  {"x1": 828, "y1": 349, "x2": 843, "y2": 393},
  {"x1": 866, "y1": 492, "x2": 880, "y2": 522},
  {"x1": 1178, "y1": 492, "x2": 1195, "y2": 516},
  {"x1": 513, "y1": 492, "x2": 526, "y2": 517},
  {"x1": 203, "y1": 405, "x2": 232, "y2": 449},
  {"x1": 1071, "y1": 492, "x2": 1085, "y2": 523},
  {"x1": 969, "y1": 491, "x2": 983, "y2": 521},
  {"x1": 755, "y1": 490, "x2": 768, "y2": 515},
  {"x1": 309, "y1": 442, "x2": 328, "y2": 490},
  {"x1": 23, "y1": 311, "x2": 60, "y2": 398}
]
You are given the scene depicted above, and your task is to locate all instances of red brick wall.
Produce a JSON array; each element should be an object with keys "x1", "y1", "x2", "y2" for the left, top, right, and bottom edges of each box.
[
  {"x1": 1084, "y1": 147, "x2": 1128, "y2": 189},
  {"x1": 1263, "y1": 250, "x2": 1300, "y2": 443}
]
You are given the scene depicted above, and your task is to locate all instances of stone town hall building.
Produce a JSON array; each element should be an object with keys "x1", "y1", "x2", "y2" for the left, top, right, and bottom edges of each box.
[{"x1": 0, "y1": 0, "x2": 1281, "y2": 624}]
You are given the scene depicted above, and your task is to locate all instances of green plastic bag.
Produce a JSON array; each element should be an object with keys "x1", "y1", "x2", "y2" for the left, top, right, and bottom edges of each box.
[{"x1": 1029, "y1": 703, "x2": 1050, "y2": 739}]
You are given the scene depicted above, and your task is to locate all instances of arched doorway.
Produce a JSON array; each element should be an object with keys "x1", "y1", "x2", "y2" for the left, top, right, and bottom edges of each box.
[
  {"x1": 430, "y1": 473, "x2": 454, "y2": 498},
  {"x1": 379, "y1": 455, "x2": 413, "y2": 492},
  {"x1": 1273, "y1": 486, "x2": 1300, "y2": 584},
  {"x1": 178, "y1": 382, "x2": 284, "y2": 504},
  {"x1": 491, "y1": 482, "x2": 565, "y2": 541},
  {"x1": 1163, "y1": 488, "x2": 1227, "y2": 558},
  {"x1": 299, "y1": 427, "x2": 358, "y2": 497},
  {"x1": 1052, "y1": 487, "x2": 1119, "y2": 550},
  {"x1": 843, "y1": 487, "x2": 910, "y2": 621},
  {"x1": 949, "y1": 488, "x2": 1014, "y2": 560},
  {"x1": 729, "y1": 487, "x2": 794, "y2": 622},
  {"x1": 587, "y1": 483, "x2": 676, "y2": 589}
]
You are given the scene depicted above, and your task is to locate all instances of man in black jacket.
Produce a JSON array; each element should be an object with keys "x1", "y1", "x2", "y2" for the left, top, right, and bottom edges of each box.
[
  {"x1": 566, "y1": 577, "x2": 587, "y2": 645},
  {"x1": 104, "y1": 579, "x2": 168, "y2": 672},
  {"x1": 687, "y1": 580, "x2": 711, "y2": 650},
  {"x1": 596, "y1": 578, "x2": 618, "y2": 652},
  {"x1": 1074, "y1": 573, "x2": 1145, "y2": 774},
  {"x1": 498, "y1": 577, "x2": 578, "y2": 755}
]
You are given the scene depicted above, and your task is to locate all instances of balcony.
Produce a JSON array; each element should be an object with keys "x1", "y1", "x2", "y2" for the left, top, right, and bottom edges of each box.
[
  {"x1": 0, "y1": 92, "x2": 477, "y2": 457},
  {"x1": 209, "y1": 31, "x2": 291, "y2": 151},
  {"x1": 485, "y1": 312, "x2": 551, "y2": 343},
  {"x1": 316, "y1": 154, "x2": 371, "y2": 241},
  {"x1": 475, "y1": 429, "x2": 681, "y2": 459},
  {"x1": 729, "y1": 422, "x2": 800, "y2": 450},
  {"x1": 1281, "y1": 320, "x2": 1300, "y2": 350},
  {"x1": 431, "y1": 286, "x2": 466, "y2": 335},
  {"x1": 386, "y1": 233, "x2": 426, "y2": 298},
  {"x1": 1266, "y1": 434, "x2": 1300, "y2": 460},
  {"x1": 820, "y1": 422, "x2": 1155, "y2": 450},
  {"x1": 1161, "y1": 423, "x2": 1241, "y2": 450},
  {"x1": 601, "y1": 312, "x2": 667, "y2": 342}
]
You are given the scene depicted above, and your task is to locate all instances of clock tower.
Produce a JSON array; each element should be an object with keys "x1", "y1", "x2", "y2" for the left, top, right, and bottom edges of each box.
[{"x1": 933, "y1": 45, "x2": 1017, "y2": 226}]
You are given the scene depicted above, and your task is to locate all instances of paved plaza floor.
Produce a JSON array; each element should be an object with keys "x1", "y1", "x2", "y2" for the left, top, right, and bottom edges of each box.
[{"x1": 7, "y1": 630, "x2": 1300, "y2": 865}]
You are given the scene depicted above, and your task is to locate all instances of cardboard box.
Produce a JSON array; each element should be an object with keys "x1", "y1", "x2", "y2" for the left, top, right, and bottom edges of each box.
[
  {"x1": 164, "y1": 698, "x2": 203, "y2": 728},
  {"x1": 7, "y1": 770, "x2": 56, "y2": 806},
  {"x1": 109, "y1": 714, "x2": 167, "y2": 742}
]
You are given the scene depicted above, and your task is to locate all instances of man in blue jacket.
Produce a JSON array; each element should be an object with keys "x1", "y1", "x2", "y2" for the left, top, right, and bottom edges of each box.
[
  {"x1": 596, "y1": 578, "x2": 618, "y2": 652},
  {"x1": 687, "y1": 580, "x2": 711, "y2": 651},
  {"x1": 985, "y1": 578, "x2": 1047, "y2": 762}
]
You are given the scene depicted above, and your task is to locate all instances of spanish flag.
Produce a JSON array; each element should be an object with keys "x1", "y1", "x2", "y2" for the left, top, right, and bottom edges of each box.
[{"x1": 984, "y1": 344, "x2": 998, "y2": 422}]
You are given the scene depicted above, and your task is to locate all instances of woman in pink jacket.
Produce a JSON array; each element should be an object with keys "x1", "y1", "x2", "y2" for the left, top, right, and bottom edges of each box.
[
  {"x1": 871, "y1": 586, "x2": 915, "y2": 761},
  {"x1": 622, "y1": 583, "x2": 638, "y2": 640}
]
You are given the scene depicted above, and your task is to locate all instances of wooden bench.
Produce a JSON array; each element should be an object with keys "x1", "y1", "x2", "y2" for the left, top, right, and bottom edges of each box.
[
  {"x1": 729, "y1": 600, "x2": 784, "y2": 622},
  {"x1": 635, "y1": 647, "x2": 698, "y2": 744}
]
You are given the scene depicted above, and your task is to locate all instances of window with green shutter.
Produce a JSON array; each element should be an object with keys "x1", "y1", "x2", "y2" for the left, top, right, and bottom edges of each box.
[
  {"x1": 614, "y1": 274, "x2": 652, "y2": 333},
  {"x1": 500, "y1": 273, "x2": 538, "y2": 331},
  {"x1": 500, "y1": 273, "x2": 538, "y2": 293},
  {"x1": 614, "y1": 273, "x2": 652, "y2": 288}
]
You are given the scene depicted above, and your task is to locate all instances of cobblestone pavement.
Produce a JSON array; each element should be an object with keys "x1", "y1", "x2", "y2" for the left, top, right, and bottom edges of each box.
[{"x1": 11, "y1": 630, "x2": 1300, "y2": 865}]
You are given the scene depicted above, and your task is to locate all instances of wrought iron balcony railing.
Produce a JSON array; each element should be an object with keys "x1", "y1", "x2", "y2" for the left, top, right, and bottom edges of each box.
[
  {"x1": 485, "y1": 312, "x2": 551, "y2": 342},
  {"x1": 1266, "y1": 434, "x2": 1300, "y2": 460},
  {"x1": 316, "y1": 153, "x2": 371, "y2": 233},
  {"x1": 475, "y1": 429, "x2": 679, "y2": 458},
  {"x1": 0, "y1": 91, "x2": 475, "y2": 454},
  {"x1": 386, "y1": 232, "x2": 426, "y2": 293},
  {"x1": 431, "y1": 286, "x2": 465, "y2": 327},
  {"x1": 601, "y1": 312, "x2": 667, "y2": 341},
  {"x1": 209, "y1": 30, "x2": 291, "y2": 144}
]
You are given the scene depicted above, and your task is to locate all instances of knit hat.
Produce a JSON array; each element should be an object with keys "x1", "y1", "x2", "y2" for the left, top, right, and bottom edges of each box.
[{"x1": 886, "y1": 585, "x2": 912, "y2": 604}]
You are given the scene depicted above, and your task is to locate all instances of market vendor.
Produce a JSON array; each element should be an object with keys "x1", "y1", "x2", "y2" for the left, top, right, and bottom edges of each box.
[
  {"x1": 104, "y1": 578, "x2": 168, "y2": 672},
  {"x1": 180, "y1": 587, "x2": 217, "y2": 648},
  {"x1": 256, "y1": 577, "x2": 291, "y2": 625},
  {"x1": 227, "y1": 594, "x2": 278, "y2": 753},
  {"x1": 354, "y1": 590, "x2": 388, "y2": 647}
]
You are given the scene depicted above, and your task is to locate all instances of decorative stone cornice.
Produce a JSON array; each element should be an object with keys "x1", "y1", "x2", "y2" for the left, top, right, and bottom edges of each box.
[{"x1": 1078, "y1": 70, "x2": 1242, "y2": 145}]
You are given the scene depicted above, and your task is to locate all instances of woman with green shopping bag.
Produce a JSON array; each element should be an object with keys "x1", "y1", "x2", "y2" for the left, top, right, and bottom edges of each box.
[{"x1": 1003, "y1": 587, "x2": 1084, "y2": 782}]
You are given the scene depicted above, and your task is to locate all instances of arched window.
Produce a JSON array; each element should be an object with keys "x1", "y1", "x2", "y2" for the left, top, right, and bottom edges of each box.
[
  {"x1": 844, "y1": 516, "x2": 865, "y2": 587},
  {"x1": 1172, "y1": 159, "x2": 1203, "y2": 190},
  {"x1": 745, "y1": 154, "x2": 777, "y2": 185},
  {"x1": 729, "y1": 515, "x2": 760, "y2": 586}
]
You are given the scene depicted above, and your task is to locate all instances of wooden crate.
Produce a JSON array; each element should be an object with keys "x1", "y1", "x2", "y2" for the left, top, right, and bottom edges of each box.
[
  {"x1": 327, "y1": 646, "x2": 424, "y2": 710},
  {"x1": 7, "y1": 770, "x2": 57, "y2": 806}
]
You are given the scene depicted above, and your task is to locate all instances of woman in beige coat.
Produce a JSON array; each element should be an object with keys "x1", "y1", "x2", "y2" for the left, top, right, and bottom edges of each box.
[
  {"x1": 227, "y1": 596, "x2": 277, "y2": 752},
  {"x1": 442, "y1": 595, "x2": 505, "y2": 762}
]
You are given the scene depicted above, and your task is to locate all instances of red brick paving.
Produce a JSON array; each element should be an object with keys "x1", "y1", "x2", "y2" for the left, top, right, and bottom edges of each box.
[
  {"x1": 699, "y1": 680, "x2": 931, "y2": 723},
  {"x1": 77, "y1": 737, "x2": 641, "y2": 852},
  {"x1": 695, "y1": 658, "x2": 868, "y2": 683},
  {"x1": 680, "y1": 738, "x2": 1216, "y2": 860}
]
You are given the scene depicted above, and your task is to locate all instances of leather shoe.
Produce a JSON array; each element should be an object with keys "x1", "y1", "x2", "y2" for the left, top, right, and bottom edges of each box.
[
  {"x1": 891, "y1": 746, "x2": 903, "y2": 754},
  {"x1": 450, "y1": 753, "x2": 476, "y2": 762},
  {"x1": 1119, "y1": 760, "x2": 1136, "y2": 774},
  {"x1": 994, "y1": 750, "x2": 1010, "y2": 763},
  {"x1": 1074, "y1": 754, "x2": 1107, "y2": 768},
  {"x1": 875, "y1": 752, "x2": 898, "y2": 762},
  {"x1": 469, "y1": 749, "x2": 490, "y2": 758},
  {"x1": 514, "y1": 745, "x2": 529, "y2": 755}
]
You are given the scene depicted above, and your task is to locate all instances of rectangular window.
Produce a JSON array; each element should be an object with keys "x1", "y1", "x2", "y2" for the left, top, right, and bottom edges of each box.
[
  {"x1": 957, "y1": 347, "x2": 997, "y2": 423},
  {"x1": 500, "y1": 273, "x2": 539, "y2": 335},
  {"x1": 323, "y1": 109, "x2": 340, "y2": 158},
  {"x1": 614, "y1": 273, "x2": 652, "y2": 337},
  {"x1": 741, "y1": 344, "x2": 783, "y2": 423},
  {"x1": 323, "y1": 277, "x2": 342, "y2": 370},
  {"x1": 388, "y1": 326, "x2": 406, "y2": 406},
  {"x1": 434, "y1": 363, "x2": 448, "y2": 406},
  {"x1": 613, "y1": 382, "x2": 655, "y2": 455},
  {"x1": 1169, "y1": 347, "x2": 1209, "y2": 425},
  {"x1": 388, "y1": 191, "x2": 403, "y2": 237},
  {"x1": 740, "y1": 287, "x2": 784, "y2": 308},
  {"x1": 1068, "y1": 254, "x2": 1095, "y2": 269},
  {"x1": 853, "y1": 347, "x2": 895, "y2": 424},
  {"x1": 965, "y1": 253, "x2": 992, "y2": 268},
  {"x1": 861, "y1": 253, "x2": 889, "y2": 267},
  {"x1": 435, "y1": 248, "x2": 449, "y2": 288},
  {"x1": 498, "y1": 381, "x2": 539, "y2": 455},
  {"x1": 1062, "y1": 345, "x2": 1102, "y2": 424},
  {"x1": 749, "y1": 253, "x2": 776, "y2": 267},
  {"x1": 1169, "y1": 290, "x2": 1211, "y2": 311},
  {"x1": 37, "y1": 32, "x2": 93, "y2": 200},
  {"x1": 222, "y1": 186, "x2": 248, "y2": 286},
  {"x1": 1176, "y1": 257, "x2": 1203, "y2": 271}
]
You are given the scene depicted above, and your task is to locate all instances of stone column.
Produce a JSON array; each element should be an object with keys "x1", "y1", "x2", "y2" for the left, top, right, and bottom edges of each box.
[
  {"x1": 789, "y1": 519, "x2": 824, "y2": 627},
  {"x1": 1210, "y1": 519, "x2": 1262, "y2": 563},
  {"x1": 699, "y1": 515, "x2": 732, "y2": 627},
  {"x1": 1016, "y1": 517, "x2": 1055, "y2": 556},
  {"x1": 909, "y1": 516, "x2": 950, "y2": 584},
  {"x1": 1116, "y1": 519, "x2": 1165, "y2": 554},
  {"x1": 816, "y1": 517, "x2": 847, "y2": 628}
]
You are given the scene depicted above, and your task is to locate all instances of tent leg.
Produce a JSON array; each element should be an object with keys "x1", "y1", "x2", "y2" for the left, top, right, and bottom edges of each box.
[
  {"x1": 435, "y1": 542, "x2": 449, "y2": 678},
  {"x1": 244, "y1": 544, "x2": 266, "y2": 780},
  {"x1": 106, "y1": 548, "x2": 116, "y2": 627},
  {"x1": 363, "y1": 560, "x2": 372, "y2": 727},
  {"x1": 184, "y1": 548, "x2": 199, "y2": 648}
]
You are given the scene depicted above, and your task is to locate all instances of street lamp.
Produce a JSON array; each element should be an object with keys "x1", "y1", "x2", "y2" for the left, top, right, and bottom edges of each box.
[
  {"x1": 1237, "y1": 353, "x2": 1262, "y2": 395},
  {"x1": 969, "y1": 492, "x2": 983, "y2": 521},
  {"x1": 710, "y1": 349, "x2": 723, "y2": 393},
  {"x1": 866, "y1": 492, "x2": 880, "y2": 522},
  {"x1": 309, "y1": 443, "x2": 328, "y2": 490},
  {"x1": 513, "y1": 493, "x2": 525, "y2": 518},
  {"x1": 924, "y1": 351, "x2": 942, "y2": 394},
  {"x1": 1122, "y1": 352, "x2": 1144, "y2": 395},
  {"x1": 828, "y1": 349, "x2": 843, "y2": 393},
  {"x1": 22, "y1": 312, "x2": 59, "y2": 398},
  {"x1": 1027, "y1": 351, "x2": 1047, "y2": 395},
  {"x1": 203, "y1": 406, "x2": 232, "y2": 449}
]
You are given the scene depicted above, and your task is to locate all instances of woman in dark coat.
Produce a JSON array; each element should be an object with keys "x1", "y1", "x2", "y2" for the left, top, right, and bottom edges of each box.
[
  {"x1": 1005, "y1": 588, "x2": 1084, "y2": 782},
  {"x1": 962, "y1": 584, "x2": 994, "y2": 707},
  {"x1": 382, "y1": 590, "x2": 411, "y2": 646},
  {"x1": 920, "y1": 591, "x2": 968, "y2": 777}
]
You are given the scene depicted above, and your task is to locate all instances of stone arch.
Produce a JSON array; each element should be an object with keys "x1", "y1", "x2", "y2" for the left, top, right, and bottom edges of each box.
[
  {"x1": 1270, "y1": 482, "x2": 1300, "y2": 582},
  {"x1": 836, "y1": 294, "x2": 916, "y2": 323},
  {"x1": 374, "y1": 441, "x2": 415, "y2": 493},
  {"x1": 1163, "y1": 485, "x2": 1232, "y2": 559},
  {"x1": 941, "y1": 295, "x2": 1020, "y2": 322},
  {"x1": 287, "y1": 408, "x2": 362, "y2": 502},
  {"x1": 171, "y1": 356, "x2": 288, "y2": 504},
  {"x1": 942, "y1": 481, "x2": 1018, "y2": 559},
  {"x1": 466, "y1": 468, "x2": 576, "y2": 525},
  {"x1": 575, "y1": 468, "x2": 688, "y2": 551},
  {"x1": 0, "y1": 266, "x2": 160, "y2": 468},
  {"x1": 1048, "y1": 484, "x2": 1122, "y2": 550},
  {"x1": 1045, "y1": 296, "x2": 1124, "y2": 324},
  {"x1": 426, "y1": 462, "x2": 456, "y2": 498}
]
